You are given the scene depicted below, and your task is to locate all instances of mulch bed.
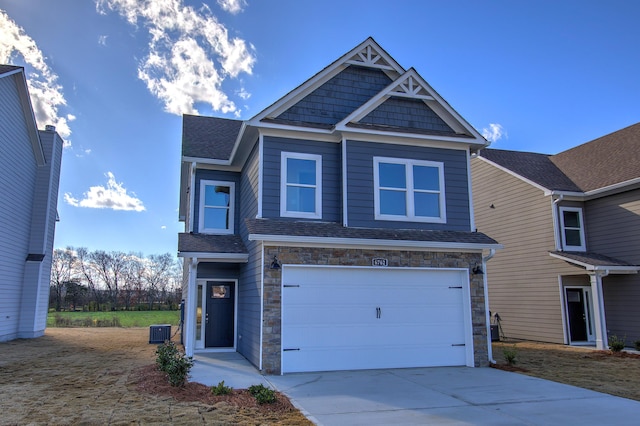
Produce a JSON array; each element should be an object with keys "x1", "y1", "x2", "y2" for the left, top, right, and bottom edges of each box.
[{"x1": 133, "y1": 365, "x2": 299, "y2": 415}]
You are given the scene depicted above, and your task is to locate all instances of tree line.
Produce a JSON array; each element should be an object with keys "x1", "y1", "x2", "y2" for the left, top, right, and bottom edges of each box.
[{"x1": 50, "y1": 247, "x2": 183, "y2": 312}]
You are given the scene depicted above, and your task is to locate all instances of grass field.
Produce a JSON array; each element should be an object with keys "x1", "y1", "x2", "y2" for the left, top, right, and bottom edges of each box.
[{"x1": 47, "y1": 310, "x2": 180, "y2": 328}]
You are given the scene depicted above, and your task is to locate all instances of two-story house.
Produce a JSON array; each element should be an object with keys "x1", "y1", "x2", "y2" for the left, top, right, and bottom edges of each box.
[
  {"x1": 0, "y1": 65, "x2": 63, "y2": 342},
  {"x1": 178, "y1": 38, "x2": 501, "y2": 374},
  {"x1": 471, "y1": 123, "x2": 640, "y2": 350}
]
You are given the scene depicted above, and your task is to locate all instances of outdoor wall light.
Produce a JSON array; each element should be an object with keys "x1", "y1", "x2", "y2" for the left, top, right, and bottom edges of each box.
[
  {"x1": 270, "y1": 255, "x2": 281, "y2": 270},
  {"x1": 472, "y1": 264, "x2": 484, "y2": 275}
]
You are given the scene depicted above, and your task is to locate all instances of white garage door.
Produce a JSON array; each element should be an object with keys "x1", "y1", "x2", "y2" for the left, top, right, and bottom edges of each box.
[{"x1": 281, "y1": 265, "x2": 473, "y2": 373}]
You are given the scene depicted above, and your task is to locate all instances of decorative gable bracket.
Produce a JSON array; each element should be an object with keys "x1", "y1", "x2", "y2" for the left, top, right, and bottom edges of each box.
[
  {"x1": 388, "y1": 75, "x2": 435, "y2": 100},
  {"x1": 345, "y1": 44, "x2": 395, "y2": 71}
]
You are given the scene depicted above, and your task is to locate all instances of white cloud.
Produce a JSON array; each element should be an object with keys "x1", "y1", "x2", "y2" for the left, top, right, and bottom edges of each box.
[
  {"x1": 237, "y1": 87, "x2": 250, "y2": 100},
  {"x1": 98, "y1": 35, "x2": 108, "y2": 46},
  {"x1": 96, "y1": 0, "x2": 256, "y2": 115},
  {"x1": 160, "y1": 225, "x2": 167, "y2": 230},
  {"x1": 482, "y1": 123, "x2": 506, "y2": 143},
  {"x1": 64, "y1": 172, "x2": 146, "y2": 212},
  {"x1": 217, "y1": 0, "x2": 247, "y2": 14},
  {"x1": 0, "y1": 9, "x2": 72, "y2": 142}
]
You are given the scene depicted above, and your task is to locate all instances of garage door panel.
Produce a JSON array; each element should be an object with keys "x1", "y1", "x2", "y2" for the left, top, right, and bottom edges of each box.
[{"x1": 281, "y1": 266, "x2": 472, "y2": 373}]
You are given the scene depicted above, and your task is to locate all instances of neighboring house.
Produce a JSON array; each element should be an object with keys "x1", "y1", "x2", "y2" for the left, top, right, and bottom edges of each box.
[
  {"x1": 471, "y1": 123, "x2": 640, "y2": 350},
  {"x1": 178, "y1": 38, "x2": 501, "y2": 374},
  {"x1": 0, "y1": 65, "x2": 63, "y2": 342}
]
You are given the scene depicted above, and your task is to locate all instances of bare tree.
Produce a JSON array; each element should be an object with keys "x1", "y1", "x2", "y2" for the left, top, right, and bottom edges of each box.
[
  {"x1": 90, "y1": 250, "x2": 128, "y2": 310},
  {"x1": 50, "y1": 248, "x2": 77, "y2": 311},
  {"x1": 144, "y1": 253, "x2": 174, "y2": 310},
  {"x1": 76, "y1": 247, "x2": 105, "y2": 311}
]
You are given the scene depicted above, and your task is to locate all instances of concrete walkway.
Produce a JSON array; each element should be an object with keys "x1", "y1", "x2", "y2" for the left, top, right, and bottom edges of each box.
[{"x1": 190, "y1": 354, "x2": 640, "y2": 425}]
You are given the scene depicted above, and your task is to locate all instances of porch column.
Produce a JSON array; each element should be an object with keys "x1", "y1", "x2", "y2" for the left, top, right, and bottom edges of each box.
[
  {"x1": 185, "y1": 258, "x2": 198, "y2": 357},
  {"x1": 589, "y1": 271, "x2": 609, "y2": 350}
]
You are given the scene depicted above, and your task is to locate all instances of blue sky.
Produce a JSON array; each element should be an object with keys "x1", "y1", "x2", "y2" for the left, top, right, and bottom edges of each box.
[{"x1": 1, "y1": 0, "x2": 639, "y2": 256}]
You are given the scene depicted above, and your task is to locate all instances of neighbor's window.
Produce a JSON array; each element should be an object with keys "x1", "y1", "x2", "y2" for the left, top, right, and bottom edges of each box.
[
  {"x1": 560, "y1": 207, "x2": 586, "y2": 251},
  {"x1": 199, "y1": 180, "x2": 235, "y2": 234},
  {"x1": 374, "y1": 157, "x2": 446, "y2": 223},
  {"x1": 280, "y1": 152, "x2": 322, "y2": 219}
]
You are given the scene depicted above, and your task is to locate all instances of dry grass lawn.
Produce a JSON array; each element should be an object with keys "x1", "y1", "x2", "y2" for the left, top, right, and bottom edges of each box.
[
  {"x1": 0, "y1": 328, "x2": 311, "y2": 425},
  {"x1": 492, "y1": 340, "x2": 640, "y2": 401}
]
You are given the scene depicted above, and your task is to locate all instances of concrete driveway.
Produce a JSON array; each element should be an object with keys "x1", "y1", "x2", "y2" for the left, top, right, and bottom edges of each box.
[{"x1": 266, "y1": 366, "x2": 640, "y2": 425}]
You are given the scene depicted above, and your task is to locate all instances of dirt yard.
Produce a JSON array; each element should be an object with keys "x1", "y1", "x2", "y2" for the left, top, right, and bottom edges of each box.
[
  {"x1": 492, "y1": 341, "x2": 640, "y2": 401},
  {"x1": 0, "y1": 328, "x2": 311, "y2": 425}
]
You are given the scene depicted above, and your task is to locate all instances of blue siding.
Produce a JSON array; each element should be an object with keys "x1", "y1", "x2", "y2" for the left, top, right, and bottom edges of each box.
[
  {"x1": 262, "y1": 136, "x2": 341, "y2": 222},
  {"x1": 197, "y1": 263, "x2": 240, "y2": 279},
  {"x1": 238, "y1": 143, "x2": 261, "y2": 368},
  {"x1": 346, "y1": 140, "x2": 471, "y2": 231},
  {"x1": 360, "y1": 98, "x2": 453, "y2": 133},
  {"x1": 193, "y1": 169, "x2": 241, "y2": 233},
  {"x1": 278, "y1": 66, "x2": 392, "y2": 125}
]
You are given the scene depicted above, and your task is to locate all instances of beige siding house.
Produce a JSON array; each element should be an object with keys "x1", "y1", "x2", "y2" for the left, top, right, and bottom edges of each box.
[{"x1": 471, "y1": 123, "x2": 640, "y2": 349}]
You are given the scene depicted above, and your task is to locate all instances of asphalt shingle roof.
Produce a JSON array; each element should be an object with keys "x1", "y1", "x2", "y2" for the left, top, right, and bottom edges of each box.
[
  {"x1": 550, "y1": 251, "x2": 638, "y2": 268},
  {"x1": 549, "y1": 122, "x2": 640, "y2": 192},
  {"x1": 479, "y1": 149, "x2": 581, "y2": 192},
  {"x1": 182, "y1": 114, "x2": 242, "y2": 160},
  {"x1": 246, "y1": 218, "x2": 499, "y2": 246},
  {"x1": 178, "y1": 233, "x2": 247, "y2": 254},
  {"x1": 479, "y1": 122, "x2": 640, "y2": 193},
  {"x1": 0, "y1": 64, "x2": 22, "y2": 76}
]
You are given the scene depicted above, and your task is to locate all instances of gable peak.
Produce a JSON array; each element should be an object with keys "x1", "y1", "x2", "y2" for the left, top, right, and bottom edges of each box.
[{"x1": 345, "y1": 42, "x2": 396, "y2": 71}]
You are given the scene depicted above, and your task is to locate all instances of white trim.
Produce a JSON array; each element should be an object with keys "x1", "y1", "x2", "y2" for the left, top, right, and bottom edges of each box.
[
  {"x1": 248, "y1": 233, "x2": 502, "y2": 252},
  {"x1": 342, "y1": 137, "x2": 348, "y2": 227},
  {"x1": 558, "y1": 276, "x2": 569, "y2": 345},
  {"x1": 188, "y1": 163, "x2": 196, "y2": 233},
  {"x1": 257, "y1": 134, "x2": 264, "y2": 218},
  {"x1": 373, "y1": 156, "x2": 446, "y2": 223},
  {"x1": 258, "y1": 127, "x2": 341, "y2": 142},
  {"x1": 199, "y1": 180, "x2": 236, "y2": 234},
  {"x1": 185, "y1": 258, "x2": 197, "y2": 356},
  {"x1": 558, "y1": 206, "x2": 586, "y2": 251},
  {"x1": 177, "y1": 252, "x2": 248, "y2": 262},
  {"x1": 280, "y1": 152, "x2": 322, "y2": 219},
  {"x1": 562, "y1": 285, "x2": 596, "y2": 344},
  {"x1": 259, "y1": 241, "x2": 264, "y2": 371},
  {"x1": 466, "y1": 148, "x2": 475, "y2": 232},
  {"x1": 182, "y1": 156, "x2": 232, "y2": 166}
]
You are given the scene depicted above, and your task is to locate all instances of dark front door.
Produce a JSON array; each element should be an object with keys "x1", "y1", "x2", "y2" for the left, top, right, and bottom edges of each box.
[
  {"x1": 566, "y1": 288, "x2": 588, "y2": 342},
  {"x1": 205, "y1": 281, "x2": 235, "y2": 348}
]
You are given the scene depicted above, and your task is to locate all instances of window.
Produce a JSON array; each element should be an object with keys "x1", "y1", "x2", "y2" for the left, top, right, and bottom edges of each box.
[
  {"x1": 199, "y1": 180, "x2": 235, "y2": 234},
  {"x1": 373, "y1": 157, "x2": 446, "y2": 223},
  {"x1": 560, "y1": 207, "x2": 586, "y2": 251},
  {"x1": 280, "y1": 152, "x2": 322, "y2": 218}
]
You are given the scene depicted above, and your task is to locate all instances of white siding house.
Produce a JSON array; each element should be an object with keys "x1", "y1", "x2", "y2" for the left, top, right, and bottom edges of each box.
[{"x1": 0, "y1": 65, "x2": 63, "y2": 341}]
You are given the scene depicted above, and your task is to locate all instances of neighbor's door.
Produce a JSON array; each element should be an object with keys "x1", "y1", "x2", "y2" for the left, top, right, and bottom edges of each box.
[
  {"x1": 565, "y1": 288, "x2": 588, "y2": 342},
  {"x1": 205, "y1": 281, "x2": 235, "y2": 348}
]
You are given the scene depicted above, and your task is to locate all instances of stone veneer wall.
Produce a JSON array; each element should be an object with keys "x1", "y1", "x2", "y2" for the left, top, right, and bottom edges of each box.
[{"x1": 261, "y1": 246, "x2": 487, "y2": 374}]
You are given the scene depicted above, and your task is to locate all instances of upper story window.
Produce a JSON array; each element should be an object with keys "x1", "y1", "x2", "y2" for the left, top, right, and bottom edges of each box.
[
  {"x1": 199, "y1": 180, "x2": 235, "y2": 234},
  {"x1": 560, "y1": 207, "x2": 586, "y2": 251},
  {"x1": 280, "y1": 152, "x2": 322, "y2": 219},
  {"x1": 373, "y1": 157, "x2": 446, "y2": 223}
]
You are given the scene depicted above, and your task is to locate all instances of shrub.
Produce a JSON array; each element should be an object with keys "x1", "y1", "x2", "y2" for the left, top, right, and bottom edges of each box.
[
  {"x1": 248, "y1": 384, "x2": 276, "y2": 404},
  {"x1": 502, "y1": 345, "x2": 518, "y2": 365},
  {"x1": 155, "y1": 341, "x2": 193, "y2": 387},
  {"x1": 211, "y1": 380, "x2": 232, "y2": 396},
  {"x1": 608, "y1": 335, "x2": 625, "y2": 352}
]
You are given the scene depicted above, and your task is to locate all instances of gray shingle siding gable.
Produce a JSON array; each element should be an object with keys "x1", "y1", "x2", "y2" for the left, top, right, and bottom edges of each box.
[
  {"x1": 193, "y1": 169, "x2": 241, "y2": 233},
  {"x1": 360, "y1": 97, "x2": 454, "y2": 133},
  {"x1": 347, "y1": 141, "x2": 471, "y2": 231},
  {"x1": 262, "y1": 136, "x2": 341, "y2": 222},
  {"x1": 277, "y1": 66, "x2": 392, "y2": 126}
]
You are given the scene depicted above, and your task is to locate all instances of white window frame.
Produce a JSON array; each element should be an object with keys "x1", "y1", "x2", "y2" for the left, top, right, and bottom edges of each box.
[
  {"x1": 199, "y1": 180, "x2": 235, "y2": 234},
  {"x1": 559, "y1": 206, "x2": 586, "y2": 251},
  {"x1": 373, "y1": 156, "x2": 446, "y2": 223},
  {"x1": 280, "y1": 152, "x2": 322, "y2": 219}
]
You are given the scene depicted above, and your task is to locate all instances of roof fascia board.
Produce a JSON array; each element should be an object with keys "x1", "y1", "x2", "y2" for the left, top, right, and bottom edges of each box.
[
  {"x1": 342, "y1": 130, "x2": 480, "y2": 149},
  {"x1": 248, "y1": 233, "x2": 502, "y2": 252},
  {"x1": 177, "y1": 252, "x2": 249, "y2": 262},
  {"x1": 549, "y1": 252, "x2": 640, "y2": 273},
  {"x1": 225, "y1": 121, "x2": 247, "y2": 164},
  {"x1": 250, "y1": 37, "x2": 406, "y2": 123},
  {"x1": 11, "y1": 70, "x2": 45, "y2": 165},
  {"x1": 476, "y1": 155, "x2": 551, "y2": 194}
]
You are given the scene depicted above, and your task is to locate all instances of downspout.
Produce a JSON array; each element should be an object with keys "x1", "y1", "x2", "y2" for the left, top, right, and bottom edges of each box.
[
  {"x1": 483, "y1": 248, "x2": 497, "y2": 364},
  {"x1": 551, "y1": 193, "x2": 564, "y2": 251}
]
